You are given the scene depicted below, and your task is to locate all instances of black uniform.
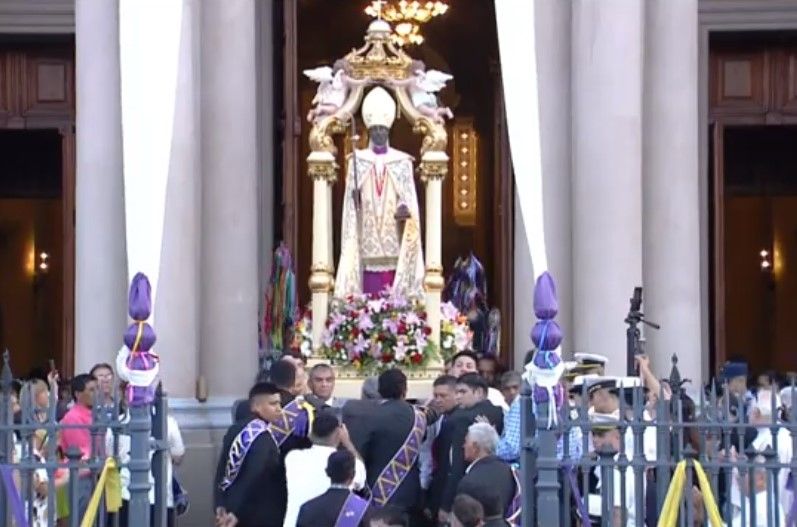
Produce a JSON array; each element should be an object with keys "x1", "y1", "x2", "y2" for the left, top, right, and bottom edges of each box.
[
  {"x1": 296, "y1": 488, "x2": 370, "y2": 527},
  {"x1": 344, "y1": 398, "x2": 424, "y2": 514},
  {"x1": 214, "y1": 417, "x2": 286, "y2": 527},
  {"x1": 440, "y1": 400, "x2": 504, "y2": 512}
]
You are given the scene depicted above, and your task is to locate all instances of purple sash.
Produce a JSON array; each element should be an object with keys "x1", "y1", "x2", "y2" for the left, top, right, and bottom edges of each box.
[
  {"x1": 371, "y1": 407, "x2": 426, "y2": 507},
  {"x1": 566, "y1": 467, "x2": 590, "y2": 527},
  {"x1": 270, "y1": 397, "x2": 310, "y2": 445},
  {"x1": 335, "y1": 491, "x2": 369, "y2": 527},
  {"x1": 0, "y1": 465, "x2": 29, "y2": 527},
  {"x1": 219, "y1": 419, "x2": 273, "y2": 491},
  {"x1": 506, "y1": 465, "x2": 522, "y2": 525}
]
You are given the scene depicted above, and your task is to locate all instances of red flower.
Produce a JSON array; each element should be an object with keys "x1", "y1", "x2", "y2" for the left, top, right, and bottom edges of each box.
[
  {"x1": 381, "y1": 354, "x2": 393, "y2": 363},
  {"x1": 423, "y1": 326, "x2": 432, "y2": 336},
  {"x1": 419, "y1": 312, "x2": 428, "y2": 320},
  {"x1": 398, "y1": 323, "x2": 407, "y2": 334},
  {"x1": 351, "y1": 327, "x2": 360, "y2": 337},
  {"x1": 411, "y1": 353, "x2": 423, "y2": 364},
  {"x1": 334, "y1": 341, "x2": 343, "y2": 350}
]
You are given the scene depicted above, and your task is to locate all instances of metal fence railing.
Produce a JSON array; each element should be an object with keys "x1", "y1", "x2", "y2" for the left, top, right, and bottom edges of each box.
[
  {"x1": 0, "y1": 352, "x2": 167, "y2": 527},
  {"x1": 520, "y1": 354, "x2": 797, "y2": 527}
]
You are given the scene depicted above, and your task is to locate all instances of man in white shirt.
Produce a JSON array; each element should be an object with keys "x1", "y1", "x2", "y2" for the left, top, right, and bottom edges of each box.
[
  {"x1": 283, "y1": 410, "x2": 366, "y2": 527},
  {"x1": 729, "y1": 454, "x2": 786, "y2": 527},
  {"x1": 750, "y1": 391, "x2": 792, "y2": 514},
  {"x1": 589, "y1": 413, "x2": 642, "y2": 527},
  {"x1": 107, "y1": 411, "x2": 185, "y2": 526}
]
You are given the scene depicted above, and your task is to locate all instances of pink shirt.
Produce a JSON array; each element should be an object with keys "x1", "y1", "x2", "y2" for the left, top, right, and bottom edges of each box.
[{"x1": 58, "y1": 404, "x2": 93, "y2": 458}]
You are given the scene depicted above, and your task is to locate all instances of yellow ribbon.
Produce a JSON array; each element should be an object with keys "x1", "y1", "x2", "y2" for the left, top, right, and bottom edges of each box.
[
  {"x1": 657, "y1": 460, "x2": 723, "y2": 527},
  {"x1": 80, "y1": 457, "x2": 122, "y2": 527}
]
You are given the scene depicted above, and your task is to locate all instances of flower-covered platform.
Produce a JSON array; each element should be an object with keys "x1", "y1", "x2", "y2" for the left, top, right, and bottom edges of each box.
[{"x1": 297, "y1": 292, "x2": 471, "y2": 393}]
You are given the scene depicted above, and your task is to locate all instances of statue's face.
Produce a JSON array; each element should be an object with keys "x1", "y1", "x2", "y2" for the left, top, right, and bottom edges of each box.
[{"x1": 369, "y1": 125, "x2": 390, "y2": 147}]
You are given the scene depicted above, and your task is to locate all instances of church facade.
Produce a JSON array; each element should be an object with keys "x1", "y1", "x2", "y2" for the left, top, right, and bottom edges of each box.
[{"x1": 1, "y1": 0, "x2": 796, "y2": 523}]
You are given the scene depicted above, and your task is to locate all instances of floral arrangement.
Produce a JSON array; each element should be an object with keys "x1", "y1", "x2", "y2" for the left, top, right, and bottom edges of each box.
[
  {"x1": 294, "y1": 293, "x2": 472, "y2": 372},
  {"x1": 440, "y1": 301, "x2": 473, "y2": 363}
]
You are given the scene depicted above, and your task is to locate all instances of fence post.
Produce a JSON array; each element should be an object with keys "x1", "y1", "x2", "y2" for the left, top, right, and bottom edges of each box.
[
  {"x1": 128, "y1": 403, "x2": 152, "y2": 525},
  {"x1": 66, "y1": 446, "x2": 82, "y2": 527},
  {"x1": 532, "y1": 394, "x2": 560, "y2": 527},
  {"x1": 520, "y1": 385, "x2": 536, "y2": 527},
  {"x1": 152, "y1": 384, "x2": 168, "y2": 527},
  {"x1": 0, "y1": 351, "x2": 12, "y2": 526}
]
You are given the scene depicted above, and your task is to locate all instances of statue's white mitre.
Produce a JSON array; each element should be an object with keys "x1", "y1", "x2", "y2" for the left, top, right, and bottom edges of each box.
[{"x1": 362, "y1": 87, "x2": 396, "y2": 129}]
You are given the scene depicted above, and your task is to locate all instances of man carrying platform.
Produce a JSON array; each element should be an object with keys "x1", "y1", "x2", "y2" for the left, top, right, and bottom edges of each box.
[{"x1": 344, "y1": 368, "x2": 433, "y2": 524}]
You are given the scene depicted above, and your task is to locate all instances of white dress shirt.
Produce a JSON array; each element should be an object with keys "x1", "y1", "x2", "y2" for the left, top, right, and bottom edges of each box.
[
  {"x1": 106, "y1": 414, "x2": 185, "y2": 506},
  {"x1": 283, "y1": 445, "x2": 366, "y2": 527},
  {"x1": 752, "y1": 427, "x2": 793, "y2": 513},
  {"x1": 488, "y1": 387, "x2": 509, "y2": 413}
]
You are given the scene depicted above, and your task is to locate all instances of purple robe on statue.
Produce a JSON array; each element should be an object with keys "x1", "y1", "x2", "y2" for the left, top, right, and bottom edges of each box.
[{"x1": 363, "y1": 270, "x2": 396, "y2": 297}]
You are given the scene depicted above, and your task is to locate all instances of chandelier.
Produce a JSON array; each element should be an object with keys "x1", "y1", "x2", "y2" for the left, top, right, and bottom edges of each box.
[{"x1": 365, "y1": 1, "x2": 450, "y2": 46}]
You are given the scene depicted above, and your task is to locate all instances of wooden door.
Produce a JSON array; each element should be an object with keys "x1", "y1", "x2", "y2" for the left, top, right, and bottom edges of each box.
[{"x1": 711, "y1": 122, "x2": 725, "y2": 372}]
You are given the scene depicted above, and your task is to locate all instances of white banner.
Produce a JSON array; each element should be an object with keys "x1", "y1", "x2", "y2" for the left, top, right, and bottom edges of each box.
[
  {"x1": 119, "y1": 0, "x2": 184, "y2": 318},
  {"x1": 495, "y1": 0, "x2": 548, "y2": 276}
]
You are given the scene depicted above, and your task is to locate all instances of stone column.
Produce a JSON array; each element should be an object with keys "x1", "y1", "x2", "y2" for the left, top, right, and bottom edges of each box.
[
  {"x1": 155, "y1": 0, "x2": 200, "y2": 399},
  {"x1": 74, "y1": 0, "x2": 127, "y2": 373},
  {"x1": 199, "y1": 0, "x2": 259, "y2": 397},
  {"x1": 572, "y1": 0, "x2": 644, "y2": 374},
  {"x1": 643, "y1": 0, "x2": 701, "y2": 380}
]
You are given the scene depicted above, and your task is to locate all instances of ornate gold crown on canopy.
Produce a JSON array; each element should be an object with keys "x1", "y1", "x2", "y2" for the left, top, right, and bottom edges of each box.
[{"x1": 343, "y1": 19, "x2": 413, "y2": 81}]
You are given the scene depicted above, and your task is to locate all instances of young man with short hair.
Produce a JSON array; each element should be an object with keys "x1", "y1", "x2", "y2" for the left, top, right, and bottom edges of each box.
[
  {"x1": 449, "y1": 352, "x2": 508, "y2": 411},
  {"x1": 284, "y1": 410, "x2": 366, "y2": 527},
  {"x1": 438, "y1": 374, "x2": 503, "y2": 523},
  {"x1": 296, "y1": 450, "x2": 370, "y2": 527},
  {"x1": 450, "y1": 494, "x2": 484, "y2": 527},
  {"x1": 215, "y1": 382, "x2": 287, "y2": 527}
]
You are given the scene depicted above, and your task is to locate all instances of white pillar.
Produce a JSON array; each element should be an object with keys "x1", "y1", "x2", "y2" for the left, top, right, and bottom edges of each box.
[
  {"x1": 425, "y1": 173, "x2": 443, "y2": 359},
  {"x1": 572, "y1": 0, "x2": 644, "y2": 374},
  {"x1": 155, "y1": 0, "x2": 200, "y2": 399},
  {"x1": 643, "y1": 0, "x2": 701, "y2": 380},
  {"x1": 200, "y1": 0, "x2": 259, "y2": 397},
  {"x1": 74, "y1": 0, "x2": 127, "y2": 373}
]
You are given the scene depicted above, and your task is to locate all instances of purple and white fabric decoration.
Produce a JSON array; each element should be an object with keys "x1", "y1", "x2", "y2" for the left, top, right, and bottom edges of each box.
[
  {"x1": 524, "y1": 272, "x2": 564, "y2": 429},
  {"x1": 116, "y1": 273, "x2": 160, "y2": 407}
]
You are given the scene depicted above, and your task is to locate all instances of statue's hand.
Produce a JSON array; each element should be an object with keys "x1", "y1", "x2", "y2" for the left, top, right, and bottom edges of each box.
[{"x1": 394, "y1": 204, "x2": 410, "y2": 222}]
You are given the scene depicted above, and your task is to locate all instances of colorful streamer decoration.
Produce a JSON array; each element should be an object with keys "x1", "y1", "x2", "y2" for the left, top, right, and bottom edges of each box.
[{"x1": 263, "y1": 243, "x2": 299, "y2": 357}]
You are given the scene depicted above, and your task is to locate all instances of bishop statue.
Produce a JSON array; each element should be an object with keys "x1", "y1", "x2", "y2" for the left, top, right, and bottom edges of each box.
[{"x1": 334, "y1": 87, "x2": 425, "y2": 299}]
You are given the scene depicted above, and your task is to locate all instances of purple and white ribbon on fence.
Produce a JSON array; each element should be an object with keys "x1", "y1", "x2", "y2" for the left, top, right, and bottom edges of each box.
[{"x1": 0, "y1": 464, "x2": 30, "y2": 527}]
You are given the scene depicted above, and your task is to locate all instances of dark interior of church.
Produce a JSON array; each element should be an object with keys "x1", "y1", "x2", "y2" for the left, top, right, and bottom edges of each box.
[{"x1": 0, "y1": 129, "x2": 63, "y2": 377}]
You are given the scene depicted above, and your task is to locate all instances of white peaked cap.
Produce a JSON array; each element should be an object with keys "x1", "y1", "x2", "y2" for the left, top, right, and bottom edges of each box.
[
  {"x1": 574, "y1": 352, "x2": 609, "y2": 366},
  {"x1": 362, "y1": 87, "x2": 396, "y2": 129}
]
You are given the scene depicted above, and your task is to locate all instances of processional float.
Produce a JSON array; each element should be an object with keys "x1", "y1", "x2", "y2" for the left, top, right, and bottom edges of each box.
[{"x1": 304, "y1": 19, "x2": 452, "y2": 389}]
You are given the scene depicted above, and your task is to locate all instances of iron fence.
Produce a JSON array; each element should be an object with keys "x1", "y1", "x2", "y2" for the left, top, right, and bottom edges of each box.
[
  {"x1": 0, "y1": 352, "x2": 168, "y2": 527},
  {"x1": 520, "y1": 354, "x2": 797, "y2": 527}
]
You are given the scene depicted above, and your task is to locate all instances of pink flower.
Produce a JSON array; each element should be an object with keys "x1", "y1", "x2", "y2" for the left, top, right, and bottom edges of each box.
[
  {"x1": 414, "y1": 329, "x2": 428, "y2": 350},
  {"x1": 367, "y1": 298, "x2": 385, "y2": 314},
  {"x1": 394, "y1": 339, "x2": 408, "y2": 361},
  {"x1": 382, "y1": 318, "x2": 399, "y2": 333},
  {"x1": 441, "y1": 302, "x2": 459, "y2": 321},
  {"x1": 357, "y1": 312, "x2": 374, "y2": 332},
  {"x1": 404, "y1": 311, "x2": 420, "y2": 326}
]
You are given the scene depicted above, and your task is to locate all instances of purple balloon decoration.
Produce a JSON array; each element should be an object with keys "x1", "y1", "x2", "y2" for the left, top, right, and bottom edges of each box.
[
  {"x1": 528, "y1": 272, "x2": 566, "y2": 427},
  {"x1": 530, "y1": 320, "x2": 563, "y2": 352},
  {"x1": 122, "y1": 273, "x2": 158, "y2": 407},
  {"x1": 533, "y1": 272, "x2": 558, "y2": 320}
]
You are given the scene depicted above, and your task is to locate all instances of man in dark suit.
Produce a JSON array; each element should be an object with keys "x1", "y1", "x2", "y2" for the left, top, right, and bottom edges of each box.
[
  {"x1": 214, "y1": 382, "x2": 287, "y2": 527},
  {"x1": 344, "y1": 368, "x2": 428, "y2": 520},
  {"x1": 438, "y1": 373, "x2": 504, "y2": 523},
  {"x1": 270, "y1": 359, "x2": 315, "y2": 454},
  {"x1": 457, "y1": 422, "x2": 515, "y2": 526},
  {"x1": 297, "y1": 449, "x2": 370, "y2": 527}
]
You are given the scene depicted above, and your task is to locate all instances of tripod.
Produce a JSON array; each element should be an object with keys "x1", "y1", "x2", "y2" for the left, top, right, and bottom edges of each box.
[{"x1": 625, "y1": 287, "x2": 660, "y2": 376}]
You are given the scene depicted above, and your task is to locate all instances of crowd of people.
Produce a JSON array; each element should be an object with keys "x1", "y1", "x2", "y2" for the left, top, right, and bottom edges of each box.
[
  {"x1": 214, "y1": 351, "x2": 522, "y2": 527},
  {"x1": 214, "y1": 349, "x2": 797, "y2": 527},
  {"x1": 7, "y1": 362, "x2": 186, "y2": 527}
]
